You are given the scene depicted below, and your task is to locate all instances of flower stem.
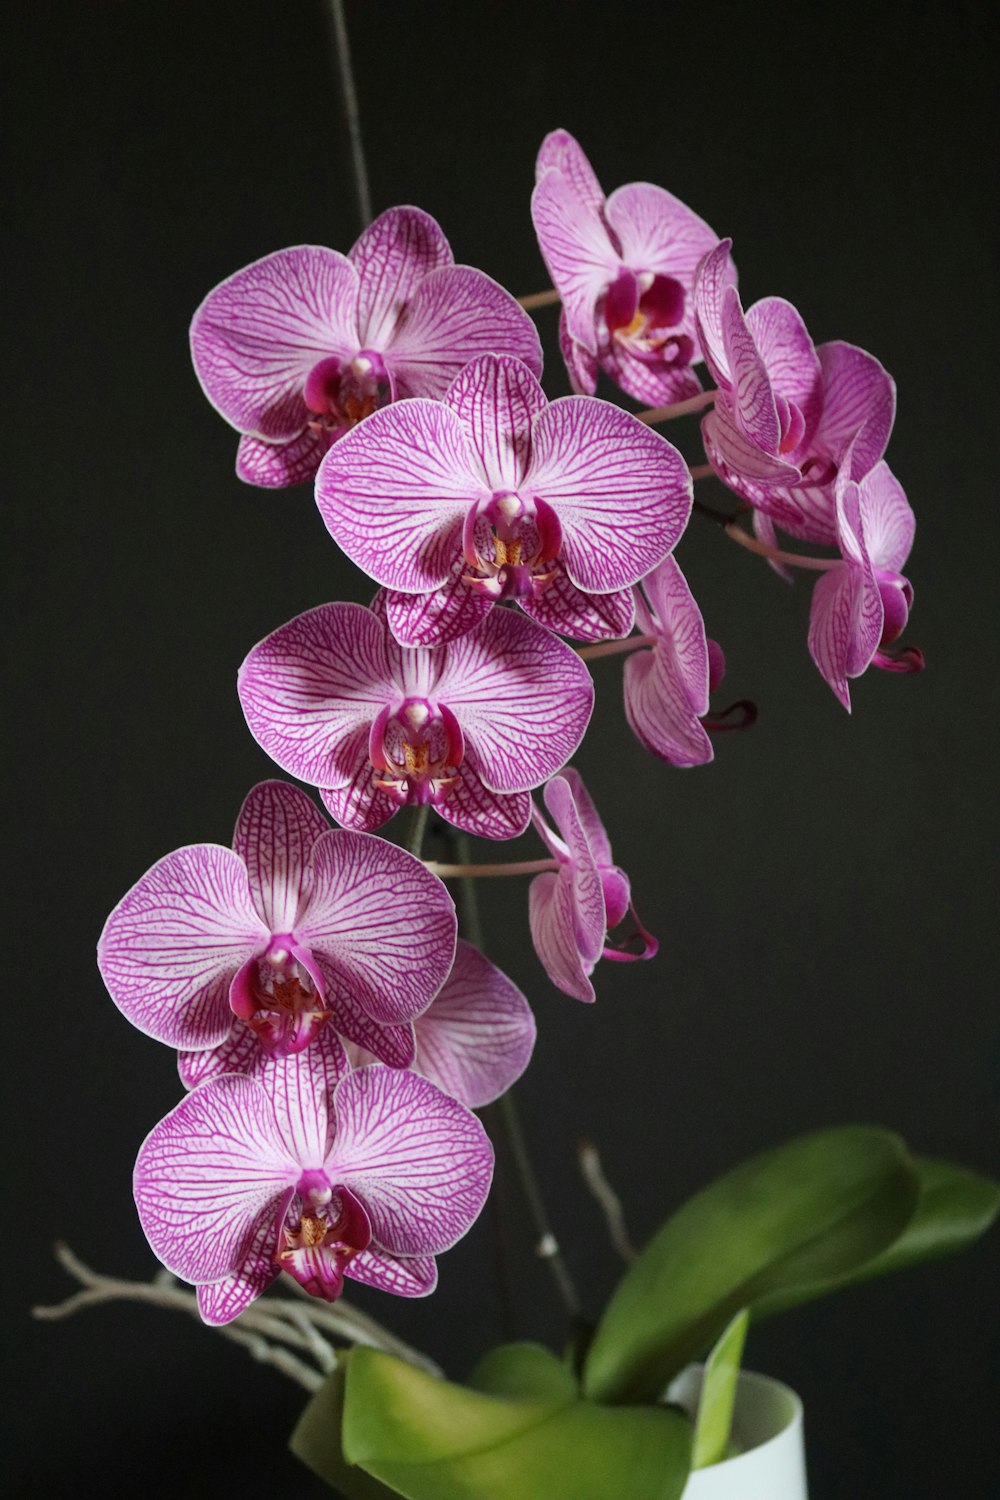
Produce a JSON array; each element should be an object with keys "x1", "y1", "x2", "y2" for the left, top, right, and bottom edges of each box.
[
  {"x1": 517, "y1": 288, "x2": 561, "y2": 310},
  {"x1": 690, "y1": 462, "x2": 715, "y2": 481},
  {"x1": 329, "y1": 0, "x2": 373, "y2": 234},
  {"x1": 635, "y1": 390, "x2": 717, "y2": 424},
  {"x1": 576, "y1": 632, "x2": 657, "y2": 663},
  {"x1": 423, "y1": 857, "x2": 559, "y2": 879},
  {"x1": 407, "y1": 804, "x2": 431, "y2": 858},
  {"x1": 724, "y1": 521, "x2": 839, "y2": 572}
]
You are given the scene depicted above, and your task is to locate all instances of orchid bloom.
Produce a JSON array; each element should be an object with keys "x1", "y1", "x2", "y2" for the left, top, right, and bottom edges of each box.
[
  {"x1": 695, "y1": 239, "x2": 896, "y2": 542},
  {"x1": 98, "y1": 780, "x2": 456, "y2": 1069},
  {"x1": 624, "y1": 556, "x2": 729, "y2": 767},
  {"x1": 343, "y1": 940, "x2": 536, "y2": 1109},
  {"x1": 316, "y1": 353, "x2": 692, "y2": 647},
  {"x1": 190, "y1": 205, "x2": 541, "y2": 488},
  {"x1": 528, "y1": 770, "x2": 657, "y2": 1003},
  {"x1": 237, "y1": 599, "x2": 594, "y2": 840},
  {"x1": 530, "y1": 129, "x2": 726, "y2": 405},
  {"x1": 134, "y1": 1025, "x2": 493, "y2": 1324},
  {"x1": 808, "y1": 461, "x2": 920, "y2": 710}
]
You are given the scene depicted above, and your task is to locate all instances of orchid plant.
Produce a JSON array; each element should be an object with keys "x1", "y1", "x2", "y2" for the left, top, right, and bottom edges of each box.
[{"x1": 37, "y1": 39, "x2": 997, "y2": 1500}]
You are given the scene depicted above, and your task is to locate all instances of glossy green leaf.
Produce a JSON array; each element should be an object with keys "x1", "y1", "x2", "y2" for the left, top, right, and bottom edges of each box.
[
  {"x1": 341, "y1": 1347, "x2": 692, "y2": 1500},
  {"x1": 467, "y1": 1342, "x2": 578, "y2": 1401},
  {"x1": 690, "y1": 1309, "x2": 749, "y2": 1470},
  {"x1": 291, "y1": 1351, "x2": 405, "y2": 1499},
  {"x1": 755, "y1": 1155, "x2": 1000, "y2": 1314},
  {"x1": 583, "y1": 1126, "x2": 919, "y2": 1404}
]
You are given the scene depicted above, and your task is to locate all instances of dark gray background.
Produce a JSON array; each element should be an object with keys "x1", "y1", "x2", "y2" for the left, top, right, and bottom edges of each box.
[{"x1": 6, "y1": 1, "x2": 998, "y2": 1494}]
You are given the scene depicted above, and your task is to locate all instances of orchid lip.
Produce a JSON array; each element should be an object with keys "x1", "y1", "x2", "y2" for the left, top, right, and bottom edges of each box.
[
  {"x1": 369, "y1": 696, "x2": 464, "y2": 806},
  {"x1": 462, "y1": 490, "x2": 564, "y2": 601},
  {"x1": 304, "y1": 347, "x2": 392, "y2": 429},
  {"x1": 228, "y1": 941, "x2": 332, "y2": 1056},
  {"x1": 278, "y1": 1184, "x2": 372, "y2": 1304}
]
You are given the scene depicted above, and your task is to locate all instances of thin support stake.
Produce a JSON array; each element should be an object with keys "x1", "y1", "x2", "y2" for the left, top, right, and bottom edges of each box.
[{"x1": 329, "y1": 0, "x2": 373, "y2": 232}]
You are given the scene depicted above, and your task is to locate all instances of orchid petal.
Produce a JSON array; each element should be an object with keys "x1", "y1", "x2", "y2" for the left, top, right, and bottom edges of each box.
[
  {"x1": 604, "y1": 181, "x2": 720, "y2": 344},
  {"x1": 325, "y1": 971, "x2": 418, "y2": 1068},
  {"x1": 702, "y1": 400, "x2": 802, "y2": 487},
  {"x1": 543, "y1": 776, "x2": 606, "y2": 964},
  {"x1": 347, "y1": 1249, "x2": 438, "y2": 1298},
  {"x1": 444, "y1": 354, "x2": 547, "y2": 489},
  {"x1": 134, "y1": 1074, "x2": 298, "y2": 1285},
  {"x1": 384, "y1": 561, "x2": 494, "y2": 647},
  {"x1": 529, "y1": 399, "x2": 691, "y2": 593},
  {"x1": 556, "y1": 767, "x2": 614, "y2": 868},
  {"x1": 236, "y1": 427, "x2": 333, "y2": 488},
  {"x1": 297, "y1": 830, "x2": 456, "y2": 1027},
  {"x1": 721, "y1": 285, "x2": 781, "y2": 456},
  {"x1": 386, "y1": 265, "x2": 543, "y2": 398},
  {"x1": 528, "y1": 871, "x2": 595, "y2": 1003},
  {"x1": 350, "y1": 206, "x2": 453, "y2": 347},
  {"x1": 190, "y1": 247, "x2": 359, "y2": 441},
  {"x1": 531, "y1": 168, "x2": 620, "y2": 351},
  {"x1": 414, "y1": 940, "x2": 536, "y2": 1108},
  {"x1": 437, "y1": 610, "x2": 593, "y2": 793},
  {"x1": 247, "y1": 1024, "x2": 348, "y2": 1165},
  {"x1": 745, "y1": 297, "x2": 822, "y2": 439},
  {"x1": 519, "y1": 574, "x2": 635, "y2": 643},
  {"x1": 693, "y1": 239, "x2": 738, "y2": 387},
  {"x1": 316, "y1": 399, "x2": 480, "y2": 593},
  {"x1": 535, "y1": 129, "x2": 605, "y2": 211},
  {"x1": 99, "y1": 845, "x2": 268, "y2": 1050},
  {"x1": 641, "y1": 556, "x2": 711, "y2": 714},
  {"x1": 320, "y1": 765, "x2": 399, "y2": 836},
  {"x1": 807, "y1": 557, "x2": 882, "y2": 711},
  {"x1": 178, "y1": 1019, "x2": 261, "y2": 1091},
  {"x1": 558, "y1": 310, "x2": 598, "y2": 394},
  {"x1": 197, "y1": 1201, "x2": 287, "y2": 1325},
  {"x1": 233, "y1": 780, "x2": 327, "y2": 932},
  {"x1": 327, "y1": 1067, "x2": 493, "y2": 1256},
  {"x1": 624, "y1": 648, "x2": 714, "y2": 767},
  {"x1": 815, "y1": 342, "x2": 895, "y2": 477},
  {"x1": 600, "y1": 343, "x2": 704, "y2": 408},
  {"x1": 600, "y1": 864, "x2": 632, "y2": 932},
  {"x1": 856, "y1": 462, "x2": 914, "y2": 572},
  {"x1": 238, "y1": 602, "x2": 391, "y2": 789},
  {"x1": 434, "y1": 764, "x2": 532, "y2": 842}
]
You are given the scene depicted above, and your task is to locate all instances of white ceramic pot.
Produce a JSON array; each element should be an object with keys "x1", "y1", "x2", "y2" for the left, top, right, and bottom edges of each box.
[{"x1": 668, "y1": 1366, "x2": 808, "y2": 1500}]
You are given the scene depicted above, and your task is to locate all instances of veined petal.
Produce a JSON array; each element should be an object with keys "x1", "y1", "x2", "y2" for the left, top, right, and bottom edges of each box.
[
  {"x1": 528, "y1": 871, "x2": 595, "y2": 1003},
  {"x1": 134, "y1": 1074, "x2": 298, "y2": 1285},
  {"x1": 535, "y1": 129, "x2": 605, "y2": 211},
  {"x1": 236, "y1": 427, "x2": 333, "y2": 488},
  {"x1": 556, "y1": 767, "x2": 614, "y2": 868},
  {"x1": 316, "y1": 398, "x2": 480, "y2": 593},
  {"x1": 178, "y1": 1019, "x2": 260, "y2": 1090},
  {"x1": 98, "y1": 845, "x2": 268, "y2": 1050},
  {"x1": 693, "y1": 238, "x2": 738, "y2": 387},
  {"x1": 519, "y1": 574, "x2": 635, "y2": 643},
  {"x1": 238, "y1": 602, "x2": 392, "y2": 789},
  {"x1": 347, "y1": 1248, "x2": 438, "y2": 1298},
  {"x1": 297, "y1": 831, "x2": 456, "y2": 1026},
  {"x1": 247, "y1": 1024, "x2": 348, "y2": 1166},
  {"x1": 437, "y1": 610, "x2": 593, "y2": 794},
  {"x1": 600, "y1": 344, "x2": 704, "y2": 408},
  {"x1": 702, "y1": 400, "x2": 802, "y2": 488},
  {"x1": 320, "y1": 764, "x2": 399, "y2": 836},
  {"x1": 807, "y1": 560, "x2": 882, "y2": 711},
  {"x1": 856, "y1": 462, "x2": 914, "y2": 573},
  {"x1": 320, "y1": 960, "x2": 417, "y2": 1069},
  {"x1": 624, "y1": 647, "x2": 714, "y2": 766},
  {"x1": 197, "y1": 1199, "x2": 288, "y2": 1325},
  {"x1": 444, "y1": 354, "x2": 547, "y2": 489},
  {"x1": 387, "y1": 265, "x2": 543, "y2": 398},
  {"x1": 434, "y1": 764, "x2": 532, "y2": 842},
  {"x1": 190, "y1": 246, "x2": 359, "y2": 441},
  {"x1": 233, "y1": 780, "x2": 328, "y2": 932},
  {"x1": 558, "y1": 310, "x2": 599, "y2": 394},
  {"x1": 721, "y1": 286, "x2": 780, "y2": 455},
  {"x1": 604, "y1": 181, "x2": 720, "y2": 346},
  {"x1": 543, "y1": 776, "x2": 606, "y2": 964},
  {"x1": 642, "y1": 556, "x2": 711, "y2": 715},
  {"x1": 326, "y1": 1067, "x2": 493, "y2": 1256},
  {"x1": 745, "y1": 297, "x2": 821, "y2": 438},
  {"x1": 815, "y1": 341, "x2": 895, "y2": 477},
  {"x1": 529, "y1": 399, "x2": 691, "y2": 593},
  {"x1": 414, "y1": 940, "x2": 535, "y2": 1108},
  {"x1": 350, "y1": 206, "x2": 453, "y2": 347},
  {"x1": 531, "y1": 168, "x2": 620, "y2": 350},
  {"x1": 384, "y1": 561, "x2": 494, "y2": 647}
]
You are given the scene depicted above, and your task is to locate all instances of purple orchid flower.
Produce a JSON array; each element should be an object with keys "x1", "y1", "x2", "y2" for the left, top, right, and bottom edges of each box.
[
  {"x1": 530, "y1": 129, "x2": 727, "y2": 405},
  {"x1": 134, "y1": 1025, "x2": 493, "y2": 1323},
  {"x1": 624, "y1": 556, "x2": 729, "y2": 767},
  {"x1": 237, "y1": 599, "x2": 594, "y2": 841},
  {"x1": 98, "y1": 780, "x2": 456, "y2": 1069},
  {"x1": 190, "y1": 205, "x2": 542, "y2": 488},
  {"x1": 695, "y1": 239, "x2": 896, "y2": 541},
  {"x1": 343, "y1": 939, "x2": 536, "y2": 1109},
  {"x1": 808, "y1": 460, "x2": 921, "y2": 709},
  {"x1": 528, "y1": 769, "x2": 657, "y2": 1003},
  {"x1": 315, "y1": 353, "x2": 692, "y2": 646}
]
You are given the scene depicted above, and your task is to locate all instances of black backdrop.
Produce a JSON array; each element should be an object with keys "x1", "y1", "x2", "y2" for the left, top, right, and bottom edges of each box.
[{"x1": 6, "y1": 2, "x2": 999, "y2": 1495}]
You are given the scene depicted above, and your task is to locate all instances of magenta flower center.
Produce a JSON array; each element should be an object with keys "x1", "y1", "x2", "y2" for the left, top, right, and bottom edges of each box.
[
  {"x1": 876, "y1": 569, "x2": 913, "y2": 645},
  {"x1": 304, "y1": 350, "x2": 392, "y2": 434},
  {"x1": 369, "y1": 697, "x2": 465, "y2": 806},
  {"x1": 601, "y1": 268, "x2": 691, "y2": 366},
  {"x1": 462, "y1": 490, "x2": 562, "y2": 601},
  {"x1": 229, "y1": 936, "x2": 331, "y2": 1055},
  {"x1": 278, "y1": 1179, "x2": 372, "y2": 1303}
]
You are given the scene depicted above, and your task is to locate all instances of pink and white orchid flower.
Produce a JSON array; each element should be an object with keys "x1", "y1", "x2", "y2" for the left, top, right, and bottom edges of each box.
[
  {"x1": 529, "y1": 769, "x2": 657, "y2": 1003},
  {"x1": 316, "y1": 353, "x2": 692, "y2": 646},
  {"x1": 190, "y1": 205, "x2": 541, "y2": 488},
  {"x1": 531, "y1": 129, "x2": 728, "y2": 405},
  {"x1": 237, "y1": 599, "x2": 594, "y2": 840},
  {"x1": 134, "y1": 1026, "x2": 493, "y2": 1324},
  {"x1": 98, "y1": 780, "x2": 456, "y2": 1068}
]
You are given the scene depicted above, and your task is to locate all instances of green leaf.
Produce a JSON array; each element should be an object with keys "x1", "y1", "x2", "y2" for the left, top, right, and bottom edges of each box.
[
  {"x1": 690, "y1": 1309, "x2": 749, "y2": 1470},
  {"x1": 342, "y1": 1347, "x2": 692, "y2": 1500},
  {"x1": 467, "y1": 1342, "x2": 579, "y2": 1401},
  {"x1": 290, "y1": 1351, "x2": 405, "y2": 1499},
  {"x1": 755, "y1": 1155, "x2": 1000, "y2": 1314},
  {"x1": 583, "y1": 1126, "x2": 919, "y2": 1404}
]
